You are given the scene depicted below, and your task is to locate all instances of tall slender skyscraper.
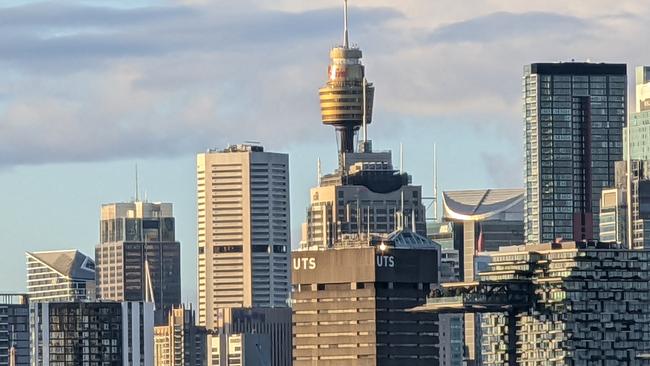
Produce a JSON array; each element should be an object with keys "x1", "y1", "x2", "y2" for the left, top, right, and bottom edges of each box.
[
  {"x1": 300, "y1": 0, "x2": 425, "y2": 250},
  {"x1": 523, "y1": 63, "x2": 627, "y2": 243},
  {"x1": 95, "y1": 201, "x2": 181, "y2": 324},
  {"x1": 197, "y1": 144, "x2": 290, "y2": 328},
  {"x1": 624, "y1": 66, "x2": 650, "y2": 160}
]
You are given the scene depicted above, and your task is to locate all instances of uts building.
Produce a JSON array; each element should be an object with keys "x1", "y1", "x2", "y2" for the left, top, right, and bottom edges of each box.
[{"x1": 292, "y1": 232, "x2": 440, "y2": 366}]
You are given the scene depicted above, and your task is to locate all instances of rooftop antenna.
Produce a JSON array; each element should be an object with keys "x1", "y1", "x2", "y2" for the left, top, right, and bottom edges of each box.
[
  {"x1": 362, "y1": 77, "x2": 368, "y2": 144},
  {"x1": 317, "y1": 158, "x2": 322, "y2": 186},
  {"x1": 135, "y1": 164, "x2": 140, "y2": 202},
  {"x1": 411, "y1": 209, "x2": 416, "y2": 232},
  {"x1": 399, "y1": 191, "x2": 405, "y2": 230},
  {"x1": 400, "y1": 143, "x2": 404, "y2": 174},
  {"x1": 343, "y1": 0, "x2": 349, "y2": 48},
  {"x1": 433, "y1": 143, "x2": 439, "y2": 222}
]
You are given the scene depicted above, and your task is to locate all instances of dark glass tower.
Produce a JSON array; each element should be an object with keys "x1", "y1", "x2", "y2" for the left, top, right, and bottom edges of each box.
[{"x1": 523, "y1": 63, "x2": 627, "y2": 243}]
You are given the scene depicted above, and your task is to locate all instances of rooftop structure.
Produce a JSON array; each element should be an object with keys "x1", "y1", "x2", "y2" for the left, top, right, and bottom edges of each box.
[
  {"x1": 26, "y1": 250, "x2": 96, "y2": 302},
  {"x1": 319, "y1": 0, "x2": 374, "y2": 154}
]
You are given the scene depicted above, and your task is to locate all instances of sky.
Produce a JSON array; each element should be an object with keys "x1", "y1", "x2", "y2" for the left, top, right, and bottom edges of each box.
[{"x1": 1, "y1": 0, "x2": 650, "y2": 302}]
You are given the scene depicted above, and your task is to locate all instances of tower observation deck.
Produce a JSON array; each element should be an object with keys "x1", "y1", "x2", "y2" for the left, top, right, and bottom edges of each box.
[{"x1": 319, "y1": 0, "x2": 374, "y2": 154}]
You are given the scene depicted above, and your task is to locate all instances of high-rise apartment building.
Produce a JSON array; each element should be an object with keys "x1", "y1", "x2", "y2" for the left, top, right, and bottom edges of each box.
[
  {"x1": 524, "y1": 63, "x2": 627, "y2": 243},
  {"x1": 154, "y1": 306, "x2": 206, "y2": 366},
  {"x1": 25, "y1": 250, "x2": 96, "y2": 302},
  {"x1": 478, "y1": 241, "x2": 650, "y2": 365},
  {"x1": 205, "y1": 307, "x2": 291, "y2": 366},
  {"x1": 206, "y1": 332, "x2": 270, "y2": 366},
  {"x1": 96, "y1": 201, "x2": 181, "y2": 324},
  {"x1": 0, "y1": 294, "x2": 29, "y2": 366},
  {"x1": 30, "y1": 301, "x2": 154, "y2": 366},
  {"x1": 600, "y1": 160, "x2": 650, "y2": 249},
  {"x1": 427, "y1": 224, "x2": 463, "y2": 366},
  {"x1": 196, "y1": 144, "x2": 291, "y2": 328},
  {"x1": 625, "y1": 66, "x2": 650, "y2": 160}
]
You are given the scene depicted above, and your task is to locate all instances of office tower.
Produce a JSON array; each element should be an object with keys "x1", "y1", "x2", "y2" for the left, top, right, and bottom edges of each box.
[
  {"x1": 600, "y1": 160, "x2": 650, "y2": 248},
  {"x1": 442, "y1": 188, "x2": 524, "y2": 365},
  {"x1": 599, "y1": 186, "x2": 627, "y2": 243},
  {"x1": 96, "y1": 201, "x2": 181, "y2": 324},
  {"x1": 479, "y1": 242, "x2": 650, "y2": 365},
  {"x1": 30, "y1": 301, "x2": 154, "y2": 365},
  {"x1": 206, "y1": 332, "x2": 270, "y2": 366},
  {"x1": 428, "y1": 225, "x2": 462, "y2": 366},
  {"x1": 439, "y1": 248, "x2": 460, "y2": 283},
  {"x1": 0, "y1": 294, "x2": 29, "y2": 366},
  {"x1": 301, "y1": 0, "x2": 426, "y2": 251},
  {"x1": 196, "y1": 144, "x2": 291, "y2": 328},
  {"x1": 524, "y1": 63, "x2": 627, "y2": 243},
  {"x1": 154, "y1": 306, "x2": 206, "y2": 366},
  {"x1": 438, "y1": 315, "x2": 463, "y2": 366},
  {"x1": 25, "y1": 250, "x2": 96, "y2": 302},
  {"x1": 625, "y1": 66, "x2": 650, "y2": 160},
  {"x1": 206, "y1": 307, "x2": 291, "y2": 366},
  {"x1": 292, "y1": 231, "x2": 440, "y2": 365}
]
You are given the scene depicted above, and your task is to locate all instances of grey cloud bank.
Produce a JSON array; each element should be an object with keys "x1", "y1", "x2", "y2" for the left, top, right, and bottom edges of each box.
[{"x1": 0, "y1": 1, "x2": 649, "y2": 166}]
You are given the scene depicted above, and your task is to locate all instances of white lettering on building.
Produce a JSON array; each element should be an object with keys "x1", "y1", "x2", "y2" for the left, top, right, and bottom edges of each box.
[
  {"x1": 376, "y1": 255, "x2": 395, "y2": 268},
  {"x1": 293, "y1": 257, "x2": 316, "y2": 270}
]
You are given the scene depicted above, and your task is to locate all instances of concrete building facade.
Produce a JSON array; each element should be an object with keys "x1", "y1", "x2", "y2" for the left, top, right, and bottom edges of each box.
[
  {"x1": 196, "y1": 144, "x2": 291, "y2": 329},
  {"x1": 25, "y1": 250, "x2": 96, "y2": 302},
  {"x1": 96, "y1": 201, "x2": 181, "y2": 324},
  {"x1": 625, "y1": 66, "x2": 650, "y2": 161},
  {"x1": 154, "y1": 306, "x2": 206, "y2": 366},
  {"x1": 599, "y1": 160, "x2": 650, "y2": 249},
  {"x1": 524, "y1": 63, "x2": 627, "y2": 243},
  {"x1": 292, "y1": 232, "x2": 440, "y2": 366}
]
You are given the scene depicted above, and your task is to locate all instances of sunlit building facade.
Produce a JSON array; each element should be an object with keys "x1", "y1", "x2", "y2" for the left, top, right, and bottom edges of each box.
[
  {"x1": 196, "y1": 144, "x2": 291, "y2": 329},
  {"x1": 25, "y1": 250, "x2": 96, "y2": 302}
]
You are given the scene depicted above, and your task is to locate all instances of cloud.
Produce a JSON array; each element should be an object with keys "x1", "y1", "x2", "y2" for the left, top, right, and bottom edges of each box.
[
  {"x1": 0, "y1": 1, "x2": 402, "y2": 166},
  {"x1": 427, "y1": 11, "x2": 592, "y2": 44},
  {"x1": 0, "y1": 1, "x2": 649, "y2": 167}
]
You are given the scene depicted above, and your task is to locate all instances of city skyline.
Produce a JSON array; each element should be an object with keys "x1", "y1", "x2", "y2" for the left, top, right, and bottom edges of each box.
[{"x1": 3, "y1": 0, "x2": 650, "y2": 304}]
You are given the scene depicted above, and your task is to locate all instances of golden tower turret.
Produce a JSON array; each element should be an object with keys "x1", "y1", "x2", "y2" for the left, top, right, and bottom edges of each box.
[{"x1": 319, "y1": 0, "x2": 374, "y2": 154}]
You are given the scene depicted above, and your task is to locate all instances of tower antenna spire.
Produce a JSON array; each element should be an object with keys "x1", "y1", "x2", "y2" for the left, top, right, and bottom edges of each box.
[
  {"x1": 343, "y1": 0, "x2": 349, "y2": 48},
  {"x1": 135, "y1": 164, "x2": 140, "y2": 202}
]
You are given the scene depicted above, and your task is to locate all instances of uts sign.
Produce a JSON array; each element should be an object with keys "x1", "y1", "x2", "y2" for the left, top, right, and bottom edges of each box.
[
  {"x1": 292, "y1": 248, "x2": 438, "y2": 285},
  {"x1": 293, "y1": 255, "x2": 394, "y2": 271},
  {"x1": 376, "y1": 255, "x2": 395, "y2": 268},
  {"x1": 293, "y1": 257, "x2": 316, "y2": 270}
]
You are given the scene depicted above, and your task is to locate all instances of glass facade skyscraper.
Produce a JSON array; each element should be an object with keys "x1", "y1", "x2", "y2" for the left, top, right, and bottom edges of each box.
[
  {"x1": 95, "y1": 201, "x2": 181, "y2": 325},
  {"x1": 524, "y1": 63, "x2": 627, "y2": 243}
]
